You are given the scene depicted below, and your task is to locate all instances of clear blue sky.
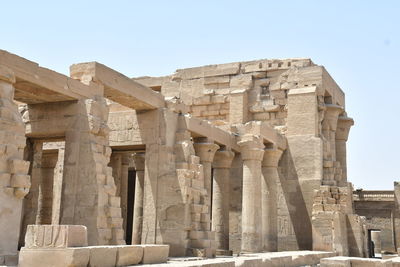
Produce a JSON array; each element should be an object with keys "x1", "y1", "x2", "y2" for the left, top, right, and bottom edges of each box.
[{"x1": 1, "y1": 1, "x2": 399, "y2": 189}]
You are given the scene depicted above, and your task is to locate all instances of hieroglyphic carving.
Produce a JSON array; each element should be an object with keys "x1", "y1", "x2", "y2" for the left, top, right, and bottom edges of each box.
[
  {"x1": 24, "y1": 225, "x2": 87, "y2": 248},
  {"x1": 278, "y1": 216, "x2": 295, "y2": 236}
]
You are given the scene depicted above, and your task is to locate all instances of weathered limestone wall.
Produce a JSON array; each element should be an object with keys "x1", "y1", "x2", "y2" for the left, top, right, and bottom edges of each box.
[
  {"x1": 135, "y1": 59, "x2": 345, "y2": 130},
  {"x1": 134, "y1": 58, "x2": 359, "y2": 255},
  {"x1": 0, "y1": 66, "x2": 30, "y2": 259}
]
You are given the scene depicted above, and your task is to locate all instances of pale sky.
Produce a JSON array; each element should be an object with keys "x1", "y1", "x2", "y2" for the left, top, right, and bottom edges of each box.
[{"x1": 1, "y1": 1, "x2": 399, "y2": 189}]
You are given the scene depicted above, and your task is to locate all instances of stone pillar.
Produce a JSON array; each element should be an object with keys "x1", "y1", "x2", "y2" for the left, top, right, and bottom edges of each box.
[
  {"x1": 52, "y1": 145, "x2": 65, "y2": 224},
  {"x1": 193, "y1": 138, "x2": 219, "y2": 228},
  {"x1": 335, "y1": 116, "x2": 354, "y2": 186},
  {"x1": 261, "y1": 148, "x2": 283, "y2": 252},
  {"x1": 0, "y1": 66, "x2": 30, "y2": 259},
  {"x1": 132, "y1": 153, "x2": 145, "y2": 245},
  {"x1": 211, "y1": 148, "x2": 234, "y2": 253},
  {"x1": 229, "y1": 89, "x2": 249, "y2": 124},
  {"x1": 284, "y1": 87, "x2": 322, "y2": 250},
  {"x1": 238, "y1": 135, "x2": 264, "y2": 252},
  {"x1": 60, "y1": 97, "x2": 125, "y2": 245}
]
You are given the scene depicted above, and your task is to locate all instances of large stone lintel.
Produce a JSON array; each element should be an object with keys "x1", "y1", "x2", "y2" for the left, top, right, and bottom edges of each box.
[
  {"x1": 182, "y1": 115, "x2": 240, "y2": 152},
  {"x1": 0, "y1": 50, "x2": 103, "y2": 103},
  {"x1": 235, "y1": 121, "x2": 287, "y2": 150},
  {"x1": 70, "y1": 62, "x2": 166, "y2": 110}
]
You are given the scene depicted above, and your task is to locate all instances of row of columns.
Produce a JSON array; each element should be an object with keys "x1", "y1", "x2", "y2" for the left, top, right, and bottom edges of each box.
[{"x1": 194, "y1": 136, "x2": 283, "y2": 253}]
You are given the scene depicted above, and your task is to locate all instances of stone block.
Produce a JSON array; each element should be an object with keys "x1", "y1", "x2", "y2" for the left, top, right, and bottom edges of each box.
[
  {"x1": 88, "y1": 246, "x2": 117, "y2": 267},
  {"x1": 230, "y1": 74, "x2": 253, "y2": 89},
  {"x1": 18, "y1": 247, "x2": 90, "y2": 267},
  {"x1": 211, "y1": 95, "x2": 227, "y2": 104},
  {"x1": 140, "y1": 244, "x2": 169, "y2": 264},
  {"x1": 8, "y1": 159, "x2": 30, "y2": 174},
  {"x1": 193, "y1": 96, "x2": 211, "y2": 105},
  {"x1": 25, "y1": 225, "x2": 88, "y2": 248},
  {"x1": 115, "y1": 245, "x2": 143, "y2": 266}
]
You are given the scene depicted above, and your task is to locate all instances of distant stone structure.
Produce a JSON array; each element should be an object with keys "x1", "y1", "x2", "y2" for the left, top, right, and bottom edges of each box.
[{"x1": 0, "y1": 49, "x2": 390, "y2": 266}]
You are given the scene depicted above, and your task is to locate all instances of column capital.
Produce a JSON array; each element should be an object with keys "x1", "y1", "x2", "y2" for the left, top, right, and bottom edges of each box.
[
  {"x1": 336, "y1": 116, "x2": 354, "y2": 141},
  {"x1": 132, "y1": 153, "x2": 145, "y2": 171},
  {"x1": 322, "y1": 104, "x2": 343, "y2": 131},
  {"x1": 0, "y1": 65, "x2": 15, "y2": 84},
  {"x1": 193, "y1": 141, "x2": 220, "y2": 163},
  {"x1": 213, "y1": 149, "x2": 235, "y2": 169},
  {"x1": 238, "y1": 135, "x2": 265, "y2": 161},
  {"x1": 262, "y1": 148, "x2": 283, "y2": 167}
]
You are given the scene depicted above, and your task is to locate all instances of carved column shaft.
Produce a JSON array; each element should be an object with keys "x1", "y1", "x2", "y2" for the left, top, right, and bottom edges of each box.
[
  {"x1": 212, "y1": 149, "x2": 234, "y2": 251},
  {"x1": 261, "y1": 148, "x2": 283, "y2": 252},
  {"x1": 238, "y1": 137, "x2": 264, "y2": 252}
]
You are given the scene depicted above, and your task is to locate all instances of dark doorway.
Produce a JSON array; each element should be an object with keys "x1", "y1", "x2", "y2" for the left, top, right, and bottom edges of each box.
[
  {"x1": 125, "y1": 169, "x2": 136, "y2": 245},
  {"x1": 368, "y1": 229, "x2": 382, "y2": 258}
]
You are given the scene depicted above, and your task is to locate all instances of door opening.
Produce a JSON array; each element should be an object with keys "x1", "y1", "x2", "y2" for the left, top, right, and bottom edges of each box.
[
  {"x1": 125, "y1": 169, "x2": 136, "y2": 245},
  {"x1": 368, "y1": 229, "x2": 382, "y2": 258}
]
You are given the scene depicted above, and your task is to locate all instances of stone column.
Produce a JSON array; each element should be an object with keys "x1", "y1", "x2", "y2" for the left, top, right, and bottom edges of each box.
[
  {"x1": 33, "y1": 141, "x2": 45, "y2": 224},
  {"x1": 193, "y1": 137, "x2": 219, "y2": 228},
  {"x1": 321, "y1": 104, "x2": 343, "y2": 186},
  {"x1": 238, "y1": 135, "x2": 264, "y2": 252},
  {"x1": 261, "y1": 148, "x2": 283, "y2": 252},
  {"x1": 132, "y1": 153, "x2": 145, "y2": 245},
  {"x1": 0, "y1": 66, "x2": 30, "y2": 260},
  {"x1": 335, "y1": 116, "x2": 354, "y2": 186},
  {"x1": 211, "y1": 148, "x2": 234, "y2": 252}
]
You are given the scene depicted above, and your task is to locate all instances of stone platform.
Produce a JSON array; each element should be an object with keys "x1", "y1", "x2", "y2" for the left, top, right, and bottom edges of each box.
[
  {"x1": 18, "y1": 244, "x2": 169, "y2": 267},
  {"x1": 321, "y1": 256, "x2": 400, "y2": 267},
  {"x1": 139, "y1": 251, "x2": 336, "y2": 267}
]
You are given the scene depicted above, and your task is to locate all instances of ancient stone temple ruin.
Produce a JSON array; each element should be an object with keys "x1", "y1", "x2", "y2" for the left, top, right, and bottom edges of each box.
[{"x1": 1, "y1": 49, "x2": 399, "y2": 266}]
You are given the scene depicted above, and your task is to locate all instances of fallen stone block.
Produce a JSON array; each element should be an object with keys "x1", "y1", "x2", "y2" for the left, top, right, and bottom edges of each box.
[
  {"x1": 25, "y1": 224, "x2": 88, "y2": 248},
  {"x1": 320, "y1": 256, "x2": 393, "y2": 267},
  {"x1": 116, "y1": 245, "x2": 143, "y2": 266},
  {"x1": 18, "y1": 247, "x2": 89, "y2": 267},
  {"x1": 88, "y1": 246, "x2": 117, "y2": 267},
  {"x1": 140, "y1": 244, "x2": 170, "y2": 264}
]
